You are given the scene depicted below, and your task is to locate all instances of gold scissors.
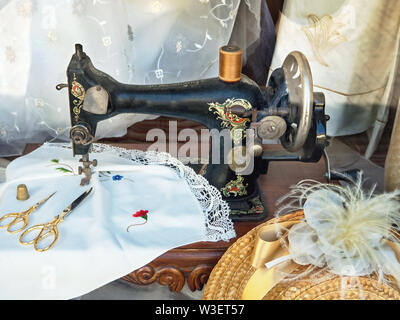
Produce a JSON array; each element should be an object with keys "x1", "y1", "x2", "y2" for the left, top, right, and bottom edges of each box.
[
  {"x1": 19, "y1": 187, "x2": 93, "y2": 252},
  {"x1": 0, "y1": 192, "x2": 56, "y2": 234}
]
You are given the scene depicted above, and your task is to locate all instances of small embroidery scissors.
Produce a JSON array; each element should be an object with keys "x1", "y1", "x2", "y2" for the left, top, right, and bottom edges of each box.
[
  {"x1": 19, "y1": 187, "x2": 93, "y2": 252},
  {"x1": 0, "y1": 192, "x2": 56, "y2": 234}
]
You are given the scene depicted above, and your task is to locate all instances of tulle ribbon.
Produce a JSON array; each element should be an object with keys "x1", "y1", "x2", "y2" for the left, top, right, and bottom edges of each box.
[{"x1": 241, "y1": 214, "x2": 400, "y2": 300}]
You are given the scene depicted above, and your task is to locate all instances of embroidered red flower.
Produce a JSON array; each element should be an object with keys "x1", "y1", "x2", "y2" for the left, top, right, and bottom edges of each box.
[
  {"x1": 127, "y1": 210, "x2": 149, "y2": 232},
  {"x1": 133, "y1": 210, "x2": 149, "y2": 220}
]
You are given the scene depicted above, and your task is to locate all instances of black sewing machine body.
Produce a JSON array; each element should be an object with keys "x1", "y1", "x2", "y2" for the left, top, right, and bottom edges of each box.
[
  {"x1": 61, "y1": 44, "x2": 327, "y2": 221},
  {"x1": 67, "y1": 57, "x2": 263, "y2": 155}
]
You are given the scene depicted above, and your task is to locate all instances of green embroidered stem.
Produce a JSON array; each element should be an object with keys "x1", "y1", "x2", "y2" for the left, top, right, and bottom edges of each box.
[
  {"x1": 126, "y1": 220, "x2": 147, "y2": 233},
  {"x1": 47, "y1": 159, "x2": 76, "y2": 175}
]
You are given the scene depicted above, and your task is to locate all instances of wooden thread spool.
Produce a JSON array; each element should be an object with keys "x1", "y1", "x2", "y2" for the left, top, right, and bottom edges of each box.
[{"x1": 219, "y1": 45, "x2": 242, "y2": 83}]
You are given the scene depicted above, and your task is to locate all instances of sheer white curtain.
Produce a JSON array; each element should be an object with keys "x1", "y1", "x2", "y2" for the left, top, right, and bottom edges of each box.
[
  {"x1": 270, "y1": 0, "x2": 400, "y2": 137},
  {"x1": 0, "y1": 0, "x2": 264, "y2": 156}
]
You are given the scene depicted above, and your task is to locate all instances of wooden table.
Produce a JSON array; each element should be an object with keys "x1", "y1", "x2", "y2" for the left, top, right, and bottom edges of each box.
[{"x1": 23, "y1": 142, "x2": 327, "y2": 292}]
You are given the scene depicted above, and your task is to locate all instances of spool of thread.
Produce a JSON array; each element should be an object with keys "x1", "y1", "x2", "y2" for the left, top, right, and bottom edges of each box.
[
  {"x1": 16, "y1": 184, "x2": 29, "y2": 201},
  {"x1": 219, "y1": 45, "x2": 242, "y2": 83}
]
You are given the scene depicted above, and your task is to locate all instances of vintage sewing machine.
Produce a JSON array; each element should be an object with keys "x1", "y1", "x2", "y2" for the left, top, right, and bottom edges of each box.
[{"x1": 57, "y1": 44, "x2": 328, "y2": 221}]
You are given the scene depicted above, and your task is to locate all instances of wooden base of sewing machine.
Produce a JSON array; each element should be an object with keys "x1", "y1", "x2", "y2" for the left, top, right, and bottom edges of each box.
[{"x1": 23, "y1": 142, "x2": 326, "y2": 293}]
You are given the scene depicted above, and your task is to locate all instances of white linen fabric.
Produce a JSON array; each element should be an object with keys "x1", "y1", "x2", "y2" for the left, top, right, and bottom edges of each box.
[
  {"x1": 0, "y1": 143, "x2": 235, "y2": 299},
  {"x1": 270, "y1": 0, "x2": 400, "y2": 137},
  {"x1": 0, "y1": 0, "x2": 263, "y2": 156}
]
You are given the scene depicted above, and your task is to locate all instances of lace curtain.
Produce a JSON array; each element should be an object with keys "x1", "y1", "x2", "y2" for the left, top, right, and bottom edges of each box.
[{"x1": 0, "y1": 0, "x2": 270, "y2": 156}]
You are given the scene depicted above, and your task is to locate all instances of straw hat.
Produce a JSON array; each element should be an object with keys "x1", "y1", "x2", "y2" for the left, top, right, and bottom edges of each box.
[{"x1": 202, "y1": 211, "x2": 400, "y2": 300}]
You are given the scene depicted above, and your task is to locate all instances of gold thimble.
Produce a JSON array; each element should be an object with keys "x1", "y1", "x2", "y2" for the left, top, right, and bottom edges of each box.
[{"x1": 16, "y1": 184, "x2": 29, "y2": 201}]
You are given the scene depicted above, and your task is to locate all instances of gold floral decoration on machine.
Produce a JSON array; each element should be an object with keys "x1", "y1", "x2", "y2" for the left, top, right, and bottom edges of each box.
[
  {"x1": 221, "y1": 175, "x2": 248, "y2": 198},
  {"x1": 208, "y1": 98, "x2": 252, "y2": 144},
  {"x1": 71, "y1": 73, "x2": 86, "y2": 122}
]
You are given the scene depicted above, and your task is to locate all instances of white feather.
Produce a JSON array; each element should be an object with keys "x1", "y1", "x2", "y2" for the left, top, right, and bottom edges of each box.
[{"x1": 274, "y1": 172, "x2": 400, "y2": 288}]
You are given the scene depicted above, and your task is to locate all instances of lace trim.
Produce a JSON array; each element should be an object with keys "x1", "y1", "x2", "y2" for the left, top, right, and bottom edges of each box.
[{"x1": 43, "y1": 142, "x2": 236, "y2": 242}]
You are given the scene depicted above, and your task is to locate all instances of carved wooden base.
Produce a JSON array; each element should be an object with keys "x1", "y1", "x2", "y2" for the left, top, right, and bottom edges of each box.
[
  {"x1": 187, "y1": 265, "x2": 214, "y2": 291},
  {"x1": 121, "y1": 246, "x2": 226, "y2": 292},
  {"x1": 122, "y1": 264, "x2": 214, "y2": 292},
  {"x1": 122, "y1": 265, "x2": 186, "y2": 292}
]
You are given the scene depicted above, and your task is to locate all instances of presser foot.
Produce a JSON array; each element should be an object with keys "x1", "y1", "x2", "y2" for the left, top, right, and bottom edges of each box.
[{"x1": 78, "y1": 154, "x2": 97, "y2": 186}]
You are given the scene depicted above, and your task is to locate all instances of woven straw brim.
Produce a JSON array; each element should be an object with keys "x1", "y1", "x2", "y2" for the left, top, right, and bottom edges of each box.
[{"x1": 202, "y1": 211, "x2": 400, "y2": 300}]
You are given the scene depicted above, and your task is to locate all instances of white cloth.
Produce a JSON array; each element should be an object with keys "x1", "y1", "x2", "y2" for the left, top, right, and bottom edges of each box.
[
  {"x1": 0, "y1": 143, "x2": 235, "y2": 299},
  {"x1": 0, "y1": 0, "x2": 262, "y2": 156},
  {"x1": 270, "y1": 0, "x2": 400, "y2": 136}
]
